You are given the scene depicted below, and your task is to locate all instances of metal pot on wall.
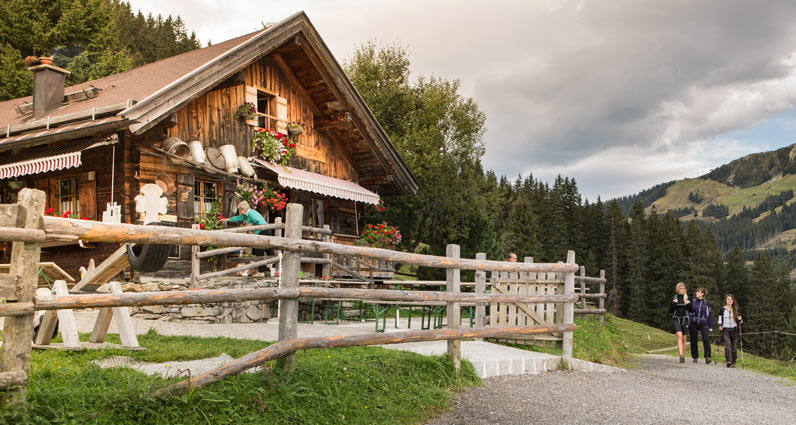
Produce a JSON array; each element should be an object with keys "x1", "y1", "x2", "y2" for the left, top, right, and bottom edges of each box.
[
  {"x1": 238, "y1": 156, "x2": 255, "y2": 177},
  {"x1": 189, "y1": 141, "x2": 206, "y2": 163},
  {"x1": 164, "y1": 137, "x2": 191, "y2": 159},
  {"x1": 219, "y1": 144, "x2": 239, "y2": 174},
  {"x1": 205, "y1": 147, "x2": 226, "y2": 170}
]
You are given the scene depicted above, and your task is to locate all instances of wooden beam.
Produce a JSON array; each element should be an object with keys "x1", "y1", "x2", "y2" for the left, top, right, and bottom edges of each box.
[
  {"x1": 153, "y1": 323, "x2": 577, "y2": 395},
  {"x1": 0, "y1": 188, "x2": 44, "y2": 404},
  {"x1": 26, "y1": 287, "x2": 579, "y2": 313},
  {"x1": 71, "y1": 245, "x2": 129, "y2": 293},
  {"x1": 41, "y1": 216, "x2": 580, "y2": 274},
  {"x1": 210, "y1": 71, "x2": 246, "y2": 91},
  {"x1": 276, "y1": 203, "x2": 302, "y2": 372},
  {"x1": 271, "y1": 53, "x2": 322, "y2": 115}
]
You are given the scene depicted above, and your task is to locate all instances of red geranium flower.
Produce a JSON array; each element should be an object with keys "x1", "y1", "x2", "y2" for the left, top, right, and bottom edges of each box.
[{"x1": 199, "y1": 223, "x2": 205, "y2": 229}]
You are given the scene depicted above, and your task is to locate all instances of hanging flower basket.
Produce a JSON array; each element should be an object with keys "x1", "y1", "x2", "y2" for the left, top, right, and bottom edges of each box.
[
  {"x1": 357, "y1": 222, "x2": 402, "y2": 249},
  {"x1": 251, "y1": 127, "x2": 296, "y2": 165},
  {"x1": 286, "y1": 122, "x2": 305, "y2": 137},
  {"x1": 235, "y1": 102, "x2": 257, "y2": 120}
]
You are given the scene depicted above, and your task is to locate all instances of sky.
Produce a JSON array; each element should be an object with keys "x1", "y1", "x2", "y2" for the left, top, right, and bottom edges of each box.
[{"x1": 127, "y1": 0, "x2": 796, "y2": 200}]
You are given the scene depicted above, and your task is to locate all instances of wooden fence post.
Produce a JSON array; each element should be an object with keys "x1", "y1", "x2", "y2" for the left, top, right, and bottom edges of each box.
[
  {"x1": 474, "y1": 252, "x2": 486, "y2": 332},
  {"x1": 275, "y1": 204, "x2": 302, "y2": 372},
  {"x1": 0, "y1": 188, "x2": 45, "y2": 404},
  {"x1": 599, "y1": 269, "x2": 605, "y2": 324},
  {"x1": 580, "y1": 266, "x2": 586, "y2": 320},
  {"x1": 446, "y1": 244, "x2": 461, "y2": 370},
  {"x1": 562, "y1": 250, "x2": 576, "y2": 370},
  {"x1": 190, "y1": 223, "x2": 200, "y2": 289},
  {"x1": 322, "y1": 224, "x2": 331, "y2": 279}
]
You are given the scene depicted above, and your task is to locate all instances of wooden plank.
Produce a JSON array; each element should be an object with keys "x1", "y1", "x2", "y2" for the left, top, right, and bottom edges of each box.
[
  {"x1": 1, "y1": 188, "x2": 44, "y2": 404},
  {"x1": 53, "y1": 280, "x2": 80, "y2": 349},
  {"x1": 446, "y1": 244, "x2": 461, "y2": 370},
  {"x1": 109, "y1": 282, "x2": 139, "y2": 348},
  {"x1": 0, "y1": 275, "x2": 17, "y2": 300},
  {"x1": 34, "y1": 289, "x2": 58, "y2": 346},
  {"x1": 271, "y1": 53, "x2": 322, "y2": 115},
  {"x1": 89, "y1": 308, "x2": 113, "y2": 343},
  {"x1": 562, "y1": 251, "x2": 576, "y2": 370},
  {"x1": 25, "y1": 287, "x2": 579, "y2": 316},
  {"x1": 599, "y1": 269, "x2": 606, "y2": 323},
  {"x1": 508, "y1": 274, "x2": 517, "y2": 327},
  {"x1": 42, "y1": 216, "x2": 579, "y2": 274},
  {"x1": 474, "y1": 253, "x2": 486, "y2": 330},
  {"x1": 275, "y1": 203, "x2": 302, "y2": 372},
  {"x1": 491, "y1": 281, "x2": 545, "y2": 325},
  {"x1": 71, "y1": 245, "x2": 129, "y2": 293},
  {"x1": 0, "y1": 205, "x2": 22, "y2": 227}
]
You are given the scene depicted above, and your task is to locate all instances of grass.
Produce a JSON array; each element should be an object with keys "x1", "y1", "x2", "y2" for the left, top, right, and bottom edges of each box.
[
  {"x1": 610, "y1": 314, "x2": 796, "y2": 381},
  {"x1": 647, "y1": 173, "x2": 796, "y2": 217},
  {"x1": 498, "y1": 316, "x2": 633, "y2": 368},
  {"x1": 0, "y1": 330, "x2": 479, "y2": 424}
]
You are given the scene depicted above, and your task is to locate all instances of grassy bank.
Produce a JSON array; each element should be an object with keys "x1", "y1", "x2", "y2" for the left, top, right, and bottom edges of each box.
[
  {"x1": 610, "y1": 314, "x2": 796, "y2": 381},
  {"x1": 0, "y1": 330, "x2": 479, "y2": 424}
]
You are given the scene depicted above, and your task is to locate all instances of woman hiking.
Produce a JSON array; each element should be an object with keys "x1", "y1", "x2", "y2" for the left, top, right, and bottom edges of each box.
[
  {"x1": 670, "y1": 282, "x2": 693, "y2": 363},
  {"x1": 718, "y1": 294, "x2": 742, "y2": 368},
  {"x1": 689, "y1": 287, "x2": 713, "y2": 364}
]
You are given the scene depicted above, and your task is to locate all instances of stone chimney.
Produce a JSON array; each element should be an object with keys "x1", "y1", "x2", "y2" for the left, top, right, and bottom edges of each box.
[{"x1": 28, "y1": 64, "x2": 70, "y2": 118}]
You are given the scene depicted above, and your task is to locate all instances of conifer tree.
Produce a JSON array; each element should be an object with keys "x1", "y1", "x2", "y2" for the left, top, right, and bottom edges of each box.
[
  {"x1": 605, "y1": 200, "x2": 627, "y2": 314},
  {"x1": 725, "y1": 245, "x2": 749, "y2": 307},
  {"x1": 625, "y1": 201, "x2": 648, "y2": 322}
]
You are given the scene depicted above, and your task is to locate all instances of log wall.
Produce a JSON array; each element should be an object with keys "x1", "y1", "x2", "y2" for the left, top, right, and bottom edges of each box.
[{"x1": 166, "y1": 56, "x2": 358, "y2": 182}]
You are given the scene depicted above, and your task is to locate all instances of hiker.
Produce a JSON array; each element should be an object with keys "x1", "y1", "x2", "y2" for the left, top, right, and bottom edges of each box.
[
  {"x1": 508, "y1": 253, "x2": 517, "y2": 262},
  {"x1": 670, "y1": 282, "x2": 693, "y2": 363},
  {"x1": 718, "y1": 294, "x2": 742, "y2": 368},
  {"x1": 224, "y1": 200, "x2": 270, "y2": 273},
  {"x1": 689, "y1": 287, "x2": 713, "y2": 364}
]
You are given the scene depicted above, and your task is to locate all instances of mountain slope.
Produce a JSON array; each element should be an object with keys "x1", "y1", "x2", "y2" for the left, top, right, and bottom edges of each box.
[{"x1": 703, "y1": 143, "x2": 796, "y2": 188}]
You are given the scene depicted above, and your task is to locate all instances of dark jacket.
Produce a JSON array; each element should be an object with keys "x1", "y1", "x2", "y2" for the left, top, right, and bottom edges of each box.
[
  {"x1": 689, "y1": 298, "x2": 713, "y2": 328},
  {"x1": 670, "y1": 294, "x2": 693, "y2": 318}
]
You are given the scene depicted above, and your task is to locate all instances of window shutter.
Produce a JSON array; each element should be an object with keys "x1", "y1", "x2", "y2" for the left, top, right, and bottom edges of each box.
[
  {"x1": 47, "y1": 178, "x2": 58, "y2": 213},
  {"x1": 276, "y1": 96, "x2": 288, "y2": 134},
  {"x1": 78, "y1": 172, "x2": 97, "y2": 219},
  {"x1": 176, "y1": 173, "x2": 194, "y2": 220},
  {"x1": 244, "y1": 85, "x2": 258, "y2": 126}
]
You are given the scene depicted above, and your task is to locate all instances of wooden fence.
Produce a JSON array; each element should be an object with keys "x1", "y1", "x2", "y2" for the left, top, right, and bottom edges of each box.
[{"x1": 0, "y1": 189, "x2": 580, "y2": 404}]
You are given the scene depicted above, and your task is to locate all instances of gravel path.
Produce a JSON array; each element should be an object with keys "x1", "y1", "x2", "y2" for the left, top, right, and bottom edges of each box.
[{"x1": 428, "y1": 354, "x2": 796, "y2": 425}]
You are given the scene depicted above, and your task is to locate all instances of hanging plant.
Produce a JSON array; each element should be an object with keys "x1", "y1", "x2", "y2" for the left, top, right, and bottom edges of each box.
[
  {"x1": 364, "y1": 199, "x2": 386, "y2": 216},
  {"x1": 251, "y1": 127, "x2": 296, "y2": 165},
  {"x1": 286, "y1": 121, "x2": 305, "y2": 137},
  {"x1": 235, "y1": 102, "x2": 257, "y2": 120},
  {"x1": 358, "y1": 222, "x2": 402, "y2": 248}
]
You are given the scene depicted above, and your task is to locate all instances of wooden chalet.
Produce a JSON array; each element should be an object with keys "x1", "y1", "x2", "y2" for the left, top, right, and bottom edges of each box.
[{"x1": 0, "y1": 12, "x2": 418, "y2": 281}]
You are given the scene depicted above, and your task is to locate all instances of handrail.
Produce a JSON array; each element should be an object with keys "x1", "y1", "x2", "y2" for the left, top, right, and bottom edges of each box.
[
  {"x1": 23, "y1": 287, "x2": 579, "y2": 313},
  {"x1": 42, "y1": 216, "x2": 578, "y2": 274}
]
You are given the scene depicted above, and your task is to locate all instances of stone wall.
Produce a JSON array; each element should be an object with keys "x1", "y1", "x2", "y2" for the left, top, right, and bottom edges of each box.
[{"x1": 123, "y1": 277, "x2": 279, "y2": 323}]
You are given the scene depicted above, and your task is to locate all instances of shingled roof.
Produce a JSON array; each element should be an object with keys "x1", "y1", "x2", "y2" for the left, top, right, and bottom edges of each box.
[{"x1": 0, "y1": 11, "x2": 419, "y2": 195}]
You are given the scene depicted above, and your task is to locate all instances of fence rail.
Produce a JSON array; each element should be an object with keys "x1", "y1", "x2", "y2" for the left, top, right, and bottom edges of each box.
[{"x1": 0, "y1": 188, "x2": 581, "y2": 404}]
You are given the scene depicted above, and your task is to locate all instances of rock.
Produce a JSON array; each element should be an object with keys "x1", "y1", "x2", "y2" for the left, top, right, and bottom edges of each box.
[{"x1": 121, "y1": 283, "x2": 142, "y2": 292}]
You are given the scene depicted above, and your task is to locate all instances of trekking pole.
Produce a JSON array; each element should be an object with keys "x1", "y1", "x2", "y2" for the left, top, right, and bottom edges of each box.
[{"x1": 739, "y1": 322, "x2": 745, "y2": 369}]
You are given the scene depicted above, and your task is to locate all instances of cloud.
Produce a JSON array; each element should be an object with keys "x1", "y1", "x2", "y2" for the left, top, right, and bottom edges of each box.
[{"x1": 126, "y1": 0, "x2": 796, "y2": 199}]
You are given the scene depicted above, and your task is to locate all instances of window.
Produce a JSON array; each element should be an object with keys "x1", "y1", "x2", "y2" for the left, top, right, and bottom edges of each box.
[
  {"x1": 194, "y1": 180, "x2": 217, "y2": 218},
  {"x1": 256, "y1": 91, "x2": 276, "y2": 129},
  {"x1": 59, "y1": 177, "x2": 79, "y2": 216}
]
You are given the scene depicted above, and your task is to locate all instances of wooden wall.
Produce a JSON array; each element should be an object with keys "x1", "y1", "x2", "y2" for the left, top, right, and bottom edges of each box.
[{"x1": 166, "y1": 56, "x2": 359, "y2": 182}]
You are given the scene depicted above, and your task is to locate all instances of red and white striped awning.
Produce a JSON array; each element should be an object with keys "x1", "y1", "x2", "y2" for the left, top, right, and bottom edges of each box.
[
  {"x1": 0, "y1": 151, "x2": 82, "y2": 180},
  {"x1": 0, "y1": 135, "x2": 113, "y2": 180},
  {"x1": 254, "y1": 159, "x2": 380, "y2": 204}
]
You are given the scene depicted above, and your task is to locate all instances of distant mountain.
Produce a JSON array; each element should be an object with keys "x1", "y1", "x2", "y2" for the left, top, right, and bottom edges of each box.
[
  {"x1": 614, "y1": 143, "x2": 796, "y2": 218},
  {"x1": 703, "y1": 143, "x2": 796, "y2": 188}
]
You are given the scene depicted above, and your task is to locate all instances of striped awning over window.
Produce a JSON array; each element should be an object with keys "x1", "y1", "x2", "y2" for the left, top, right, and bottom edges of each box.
[
  {"x1": 0, "y1": 135, "x2": 113, "y2": 180},
  {"x1": 253, "y1": 159, "x2": 380, "y2": 204},
  {"x1": 0, "y1": 151, "x2": 82, "y2": 179}
]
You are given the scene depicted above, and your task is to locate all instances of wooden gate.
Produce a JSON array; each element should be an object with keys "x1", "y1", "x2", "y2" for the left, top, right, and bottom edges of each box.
[{"x1": 489, "y1": 260, "x2": 564, "y2": 348}]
